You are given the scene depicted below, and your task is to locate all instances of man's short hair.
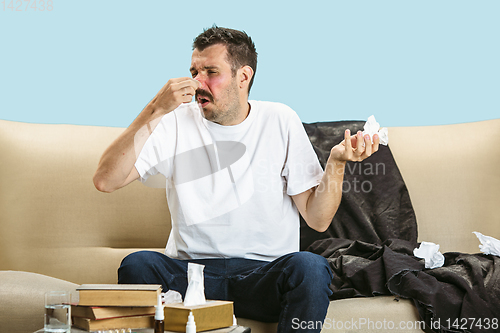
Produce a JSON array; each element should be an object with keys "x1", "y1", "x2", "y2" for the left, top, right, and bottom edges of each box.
[{"x1": 193, "y1": 25, "x2": 257, "y2": 93}]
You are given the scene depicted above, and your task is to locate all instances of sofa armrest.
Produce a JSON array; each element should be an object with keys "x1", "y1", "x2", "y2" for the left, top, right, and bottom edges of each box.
[{"x1": 0, "y1": 271, "x2": 78, "y2": 333}]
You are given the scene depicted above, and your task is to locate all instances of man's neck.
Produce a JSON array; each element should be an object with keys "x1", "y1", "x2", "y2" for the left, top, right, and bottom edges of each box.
[{"x1": 223, "y1": 101, "x2": 251, "y2": 126}]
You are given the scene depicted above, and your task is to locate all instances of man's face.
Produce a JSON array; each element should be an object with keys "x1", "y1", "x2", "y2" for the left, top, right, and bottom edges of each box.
[{"x1": 190, "y1": 44, "x2": 242, "y2": 125}]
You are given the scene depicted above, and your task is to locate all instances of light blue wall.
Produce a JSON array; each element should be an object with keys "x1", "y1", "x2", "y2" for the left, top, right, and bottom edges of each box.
[{"x1": 1, "y1": 0, "x2": 498, "y2": 128}]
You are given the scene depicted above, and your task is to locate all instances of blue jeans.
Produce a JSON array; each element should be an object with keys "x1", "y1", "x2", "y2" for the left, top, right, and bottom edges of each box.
[{"x1": 118, "y1": 251, "x2": 333, "y2": 333}]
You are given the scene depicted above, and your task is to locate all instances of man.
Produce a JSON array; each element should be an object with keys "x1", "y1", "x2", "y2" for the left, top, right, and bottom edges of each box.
[{"x1": 93, "y1": 26, "x2": 379, "y2": 332}]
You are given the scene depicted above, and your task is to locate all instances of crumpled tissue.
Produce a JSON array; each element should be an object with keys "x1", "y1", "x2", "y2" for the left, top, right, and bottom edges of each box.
[
  {"x1": 362, "y1": 115, "x2": 389, "y2": 146},
  {"x1": 413, "y1": 241, "x2": 445, "y2": 269},
  {"x1": 184, "y1": 262, "x2": 206, "y2": 306},
  {"x1": 162, "y1": 290, "x2": 183, "y2": 304},
  {"x1": 473, "y1": 231, "x2": 500, "y2": 256}
]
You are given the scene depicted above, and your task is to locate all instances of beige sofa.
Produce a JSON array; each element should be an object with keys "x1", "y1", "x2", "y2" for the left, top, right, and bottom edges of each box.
[{"x1": 1, "y1": 118, "x2": 499, "y2": 333}]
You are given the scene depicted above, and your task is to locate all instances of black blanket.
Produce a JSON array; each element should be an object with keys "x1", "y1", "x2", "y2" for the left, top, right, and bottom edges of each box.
[
  {"x1": 300, "y1": 121, "x2": 418, "y2": 250},
  {"x1": 301, "y1": 121, "x2": 500, "y2": 333}
]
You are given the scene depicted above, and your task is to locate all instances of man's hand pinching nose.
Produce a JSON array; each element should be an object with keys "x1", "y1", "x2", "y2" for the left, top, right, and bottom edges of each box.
[{"x1": 185, "y1": 79, "x2": 201, "y2": 97}]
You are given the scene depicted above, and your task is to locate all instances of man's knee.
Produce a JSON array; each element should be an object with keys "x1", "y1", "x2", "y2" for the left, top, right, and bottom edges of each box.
[
  {"x1": 120, "y1": 251, "x2": 157, "y2": 270},
  {"x1": 287, "y1": 252, "x2": 333, "y2": 284},
  {"x1": 118, "y1": 251, "x2": 163, "y2": 283}
]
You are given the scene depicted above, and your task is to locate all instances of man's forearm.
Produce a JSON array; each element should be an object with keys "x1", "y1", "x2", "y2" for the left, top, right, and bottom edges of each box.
[
  {"x1": 93, "y1": 104, "x2": 161, "y2": 193},
  {"x1": 299, "y1": 129, "x2": 380, "y2": 232},
  {"x1": 93, "y1": 77, "x2": 200, "y2": 193},
  {"x1": 304, "y1": 158, "x2": 346, "y2": 232}
]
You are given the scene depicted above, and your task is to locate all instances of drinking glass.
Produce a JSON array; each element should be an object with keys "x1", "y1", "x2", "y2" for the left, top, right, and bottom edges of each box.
[{"x1": 44, "y1": 291, "x2": 71, "y2": 332}]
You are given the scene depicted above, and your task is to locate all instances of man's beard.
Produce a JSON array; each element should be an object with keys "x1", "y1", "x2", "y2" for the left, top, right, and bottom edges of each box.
[{"x1": 196, "y1": 82, "x2": 241, "y2": 125}]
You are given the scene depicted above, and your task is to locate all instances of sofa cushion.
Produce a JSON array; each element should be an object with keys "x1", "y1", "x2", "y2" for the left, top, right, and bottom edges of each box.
[
  {"x1": 0, "y1": 270, "x2": 424, "y2": 333},
  {"x1": 324, "y1": 296, "x2": 421, "y2": 333},
  {"x1": 238, "y1": 296, "x2": 421, "y2": 333}
]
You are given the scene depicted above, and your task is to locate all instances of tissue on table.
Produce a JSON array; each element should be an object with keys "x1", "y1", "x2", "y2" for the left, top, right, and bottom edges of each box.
[
  {"x1": 362, "y1": 115, "x2": 389, "y2": 146},
  {"x1": 473, "y1": 231, "x2": 500, "y2": 256},
  {"x1": 162, "y1": 290, "x2": 183, "y2": 304},
  {"x1": 184, "y1": 262, "x2": 206, "y2": 306},
  {"x1": 413, "y1": 241, "x2": 445, "y2": 269}
]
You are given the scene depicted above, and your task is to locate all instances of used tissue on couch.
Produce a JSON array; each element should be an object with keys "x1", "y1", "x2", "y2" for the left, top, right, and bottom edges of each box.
[
  {"x1": 413, "y1": 241, "x2": 445, "y2": 269},
  {"x1": 473, "y1": 231, "x2": 500, "y2": 256}
]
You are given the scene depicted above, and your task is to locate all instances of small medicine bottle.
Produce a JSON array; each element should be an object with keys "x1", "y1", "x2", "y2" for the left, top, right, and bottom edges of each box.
[
  {"x1": 154, "y1": 294, "x2": 164, "y2": 333},
  {"x1": 186, "y1": 311, "x2": 196, "y2": 333}
]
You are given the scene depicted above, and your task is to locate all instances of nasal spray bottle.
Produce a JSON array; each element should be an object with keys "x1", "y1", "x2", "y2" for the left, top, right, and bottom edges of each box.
[{"x1": 154, "y1": 293, "x2": 164, "y2": 333}]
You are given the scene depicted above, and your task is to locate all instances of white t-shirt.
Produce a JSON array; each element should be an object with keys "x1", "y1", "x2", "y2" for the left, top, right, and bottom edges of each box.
[{"x1": 135, "y1": 100, "x2": 324, "y2": 261}]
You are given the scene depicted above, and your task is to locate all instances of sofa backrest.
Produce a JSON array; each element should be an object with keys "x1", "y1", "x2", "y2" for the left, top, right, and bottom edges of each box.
[
  {"x1": 389, "y1": 119, "x2": 500, "y2": 253},
  {"x1": 0, "y1": 120, "x2": 170, "y2": 284},
  {"x1": 1, "y1": 118, "x2": 499, "y2": 284}
]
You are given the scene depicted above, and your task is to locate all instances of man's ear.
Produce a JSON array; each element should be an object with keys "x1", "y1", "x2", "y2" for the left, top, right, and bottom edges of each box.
[{"x1": 238, "y1": 65, "x2": 254, "y2": 91}]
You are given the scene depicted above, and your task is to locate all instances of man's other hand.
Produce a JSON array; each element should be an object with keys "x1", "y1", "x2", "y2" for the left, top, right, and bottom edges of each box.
[{"x1": 329, "y1": 129, "x2": 380, "y2": 163}]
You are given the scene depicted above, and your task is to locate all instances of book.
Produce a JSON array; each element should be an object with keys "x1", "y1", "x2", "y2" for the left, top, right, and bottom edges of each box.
[
  {"x1": 72, "y1": 314, "x2": 154, "y2": 331},
  {"x1": 71, "y1": 304, "x2": 155, "y2": 320},
  {"x1": 77, "y1": 284, "x2": 162, "y2": 307}
]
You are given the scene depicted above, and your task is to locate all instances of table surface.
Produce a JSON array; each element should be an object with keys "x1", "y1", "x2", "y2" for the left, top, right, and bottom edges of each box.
[{"x1": 35, "y1": 325, "x2": 250, "y2": 333}]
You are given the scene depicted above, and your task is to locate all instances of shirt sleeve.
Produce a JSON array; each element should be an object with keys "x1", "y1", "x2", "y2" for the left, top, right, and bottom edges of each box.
[
  {"x1": 134, "y1": 111, "x2": 178, "y2": 183},
  {"x1": 281, "y1": 108, "x2": 324, "y2": 196}
]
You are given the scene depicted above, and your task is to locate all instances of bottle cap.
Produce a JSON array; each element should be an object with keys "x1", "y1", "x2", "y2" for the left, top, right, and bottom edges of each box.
[{"x1": 186, "y1": 311, "x2": 196, "y2": 333}]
